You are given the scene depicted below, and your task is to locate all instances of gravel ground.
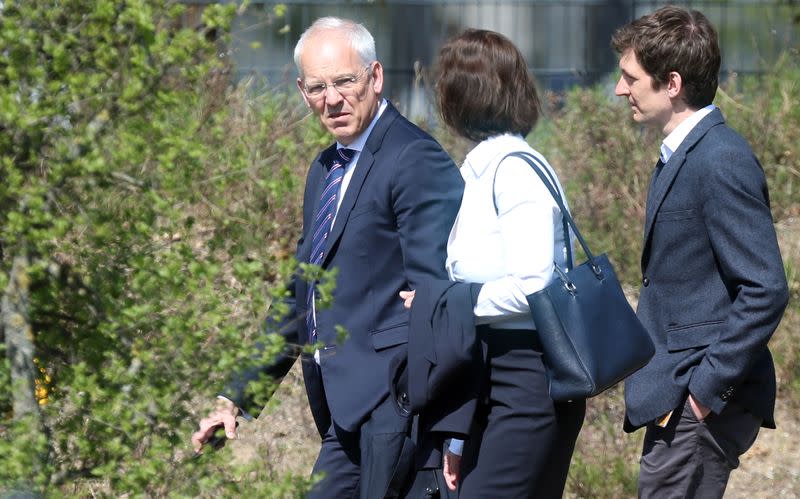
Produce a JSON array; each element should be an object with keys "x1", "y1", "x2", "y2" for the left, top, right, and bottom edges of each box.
[{"x1": 727, "y1": 399, "x2": 800, "y2": 498}]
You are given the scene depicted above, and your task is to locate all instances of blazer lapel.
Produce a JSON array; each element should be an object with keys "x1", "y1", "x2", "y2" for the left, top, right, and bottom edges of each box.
[
  {"x1": 322, "y1": 103, "x2": 400, "y2": 263},
  {"x1": 299, "y1": 147, "x2": 334, "y2": 264},
  {"x1": 641, "y1": 109, "x2": 725, "y2": 269}
]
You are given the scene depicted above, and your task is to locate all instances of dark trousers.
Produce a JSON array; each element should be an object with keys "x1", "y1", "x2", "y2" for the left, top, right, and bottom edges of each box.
[
  {"x1": 306, "y1": 392, "x2": 450, "y2": 499},
  {"x1": 460, "y1": 329, "x2": 586, "y2": 499},
  {"x1": 638, "y1": 397, "x2": 762, "y2": 499}
]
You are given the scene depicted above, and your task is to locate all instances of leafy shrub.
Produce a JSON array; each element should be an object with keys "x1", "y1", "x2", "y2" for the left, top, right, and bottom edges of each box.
[{"x1": 0, "y1": 1, "x2": 325, "y2": 495}]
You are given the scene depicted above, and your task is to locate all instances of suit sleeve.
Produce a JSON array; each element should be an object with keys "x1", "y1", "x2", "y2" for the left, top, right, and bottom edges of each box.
[
  {"x1": 221, "y1": 274, "x2": 302, "y2": 419},
  {"x1": 391, "y1": 138, "x2": 464, "y2": 286},
  {"x1": 688, "y1": 147, "x2": 789, "y2": 415},
  {"x1": 221, "y1": 155, "x2": 325, "y2": 417}
]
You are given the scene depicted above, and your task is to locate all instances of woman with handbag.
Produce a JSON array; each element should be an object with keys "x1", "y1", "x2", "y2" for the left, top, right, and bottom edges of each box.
[{"x1": 401, "y1": 29, "x2": 585, "y2": 498}]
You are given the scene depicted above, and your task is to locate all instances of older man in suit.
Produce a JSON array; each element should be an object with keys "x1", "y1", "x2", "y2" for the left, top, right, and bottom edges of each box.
[
  {"x1": 191, "y1": 17, "x2": 463, "y2": 498},
  {"x1": 612, "y1": 6, "x2": 789, "y2": 498}
]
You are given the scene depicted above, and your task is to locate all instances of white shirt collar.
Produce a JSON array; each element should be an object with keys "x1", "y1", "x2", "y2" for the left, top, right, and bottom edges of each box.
[
  {"x1": 660, "y1": 104, "x2": 716, "y2": 163},
  {"x1": 336, "y1": 98, "x2": 388, "y2": 153},
  {"x1": 463, "y1": 133, "x2": 528, "y2": 177}
]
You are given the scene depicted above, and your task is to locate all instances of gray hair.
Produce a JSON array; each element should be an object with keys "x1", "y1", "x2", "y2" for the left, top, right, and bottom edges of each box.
[{"x1": 293, "y1": 17, "x2": 377, "y2": 77}]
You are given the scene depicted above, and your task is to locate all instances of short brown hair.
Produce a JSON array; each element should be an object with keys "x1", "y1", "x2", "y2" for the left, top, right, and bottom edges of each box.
[
  {"x1": 611, "y1": 6, "x2": 720, "y2": 109},
  {"x1": 436, "y1": 29, "x2": 540, "y2": 142}
]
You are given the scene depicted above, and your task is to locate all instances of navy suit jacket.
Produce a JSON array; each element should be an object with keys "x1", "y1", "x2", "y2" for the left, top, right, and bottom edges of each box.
[
  {"x1": 624, "y1": 109, "x2": 789, "y2": 431},
  {"x1": 227, "y1": 102, "x2": 464, "y2": 436},
  {"x1": 391, "y1": 279, "x2": 483, "y2": 468}
]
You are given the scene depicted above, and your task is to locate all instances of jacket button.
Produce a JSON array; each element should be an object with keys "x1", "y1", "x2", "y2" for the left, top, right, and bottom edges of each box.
[
  {"x1": 396, "y1": 392, "x2": 410, "y2": 416},
  {"x1": 721, "y1": 386, "x2": 734, "y2": 401},
  {"x1": 642, "y1": 277, "x2": 650, "y2": 287}
]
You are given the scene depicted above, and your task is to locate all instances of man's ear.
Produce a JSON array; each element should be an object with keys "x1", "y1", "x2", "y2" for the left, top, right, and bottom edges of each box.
[
  {"x1": 297, "y1": 77, "x2": 311, "y2": 108},
  {"x1": 370, "y1": 61, "x2": 384, "y2": 95},
  {"x1": 666, "y1": 71, "x2": 683, "y2": 99}
]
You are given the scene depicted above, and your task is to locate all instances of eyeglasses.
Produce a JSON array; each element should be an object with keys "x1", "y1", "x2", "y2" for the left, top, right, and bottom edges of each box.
[{"x1": 302, "y1": 65, "x2": 373, "y2": 99}]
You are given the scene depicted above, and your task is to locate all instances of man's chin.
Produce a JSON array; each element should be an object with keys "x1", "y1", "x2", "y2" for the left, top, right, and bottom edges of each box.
[
  {"x1": 328, "y1": 128, "x2": 355, "y2": 145},
  {"x1": 322, "y1": 122, "x2": 351, "y2": 141},
  {"x1": 332, "y1": 134, "x2": 355, "y2": 145}
]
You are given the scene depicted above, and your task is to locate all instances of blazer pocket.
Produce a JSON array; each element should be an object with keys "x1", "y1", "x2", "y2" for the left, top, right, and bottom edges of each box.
[
  {"x1": 371, "y1": 321, "x2": 409, "y2": 351},
  {"x1": 657, "y1": 209, "x2": 697, "y2": 223},
  {"x1": 666, "y1": 320, "x2": 724, "y2": 352}
]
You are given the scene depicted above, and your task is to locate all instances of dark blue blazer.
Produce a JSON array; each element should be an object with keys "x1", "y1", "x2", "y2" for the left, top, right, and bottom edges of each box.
[
  {"x1": 227, "y1": 102, "x2": 464, "y2": 436},
  {"x1": 391, "y1": 279, "x2": 483, "y2": 468},
  {"x1": 624, "y1": 109, "x2": 789, "y2": 431}
]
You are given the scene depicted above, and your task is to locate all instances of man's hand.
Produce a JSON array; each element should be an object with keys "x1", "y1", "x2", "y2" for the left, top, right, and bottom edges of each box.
[
  {"x1": 399, "y1": 290, "x2": 415, "y2": 309},
  {"x1": 688, "y1": 393, "x2": 711, "y2": 422},
  {"x1": 191, "y1": 397, "x2": 239, "y2": 454},
  {"x1": 443, "y1": 450, "x2": 461, "y2": 491}
]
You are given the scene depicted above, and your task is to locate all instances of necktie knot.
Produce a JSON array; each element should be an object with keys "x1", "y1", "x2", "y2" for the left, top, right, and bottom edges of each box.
[
  {"x1": 653, "y1": 157, "x2": 665, "y2": 181},
  {"x1": 339, "y1": 147, "x2": 356, "y2": 161},
  {"x1": 331, "y1": 148, "x2": 356, "y2": 170}
]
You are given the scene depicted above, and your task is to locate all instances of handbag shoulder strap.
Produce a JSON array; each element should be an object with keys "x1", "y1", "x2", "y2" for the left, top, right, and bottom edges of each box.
[{"x1": 492, "y1": 151, "x2": 598, "y2": 271}]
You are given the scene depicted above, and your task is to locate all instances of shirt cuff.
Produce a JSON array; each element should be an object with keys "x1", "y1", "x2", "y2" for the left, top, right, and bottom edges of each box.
[{"x1": 448, "y1": 438, "x2": 464, "y2": 456}]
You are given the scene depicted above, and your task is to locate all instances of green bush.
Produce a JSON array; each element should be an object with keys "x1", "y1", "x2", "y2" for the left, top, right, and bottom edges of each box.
[
  {"x1": 720, "y1": 51, "x2": 800, "y2": 220},
  {"x1": 0, "y1": 1, "x2": 324, "y2": 495}
]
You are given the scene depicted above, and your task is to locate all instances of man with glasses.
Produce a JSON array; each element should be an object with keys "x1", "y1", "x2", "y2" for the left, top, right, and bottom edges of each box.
[{"x1": 192, "y1": 17, "x2": 463, "y2": 498}]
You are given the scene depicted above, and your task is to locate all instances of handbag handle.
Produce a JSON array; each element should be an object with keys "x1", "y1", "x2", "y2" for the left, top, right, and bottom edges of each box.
[{"x1": 493, "y1": 151, "x2": 602, "y2": 279}]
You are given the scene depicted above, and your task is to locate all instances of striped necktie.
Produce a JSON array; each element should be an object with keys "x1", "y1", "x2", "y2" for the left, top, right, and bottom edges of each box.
[{"x1": 306, "y1": 148, "x2": 356, "y2": 343}]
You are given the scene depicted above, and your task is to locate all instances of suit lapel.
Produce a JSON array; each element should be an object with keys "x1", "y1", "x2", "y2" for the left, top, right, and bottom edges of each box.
[
  {"x1": 322, "y1": 103, "x2": 400, "y2": 263},
  {"x1": 299, "y1": 147, "x2": 334, "y2": 264},
  {"x1": 643, "y1": 158, "x2": 663, "y2": 220},
  {"x1": 641, "y1": 109, "x2": 725, "y2": 269}
]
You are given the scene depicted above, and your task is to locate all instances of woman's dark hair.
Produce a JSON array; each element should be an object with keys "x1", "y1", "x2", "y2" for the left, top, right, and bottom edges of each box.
[
  {"x1": 436, "y1": 29, "x2": 540, "y2": 142},
  {"x1": 611, "y1": 6, "x2": 720, "y2": 109}
]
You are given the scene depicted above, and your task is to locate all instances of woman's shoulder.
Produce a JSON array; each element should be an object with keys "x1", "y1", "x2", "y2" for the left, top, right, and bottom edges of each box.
[
  {"x1": 491, "y1": 139, "x2": 564, "y2": 210},
  {"x1": 493, "y1": 143, "x2": 554, "y2": 181}
]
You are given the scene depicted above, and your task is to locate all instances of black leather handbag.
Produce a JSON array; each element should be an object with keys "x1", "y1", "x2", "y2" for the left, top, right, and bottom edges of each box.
[{"x1": 497, "y1": 152, "x2": 655, "y2": 401}]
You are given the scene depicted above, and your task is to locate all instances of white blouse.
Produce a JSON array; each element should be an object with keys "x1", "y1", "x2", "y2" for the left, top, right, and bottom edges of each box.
[{"x1": 446, "y1": 133, "x2": 572, "y2": 329}]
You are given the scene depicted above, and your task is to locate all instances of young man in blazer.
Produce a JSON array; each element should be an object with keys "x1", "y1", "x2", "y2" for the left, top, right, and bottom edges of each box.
[
  {"x1": 191, "y1": 17, "x2": 463, "y2": 498},
  {"x1": 612, "y1": 6, "x2": 789, "y2": 498}
]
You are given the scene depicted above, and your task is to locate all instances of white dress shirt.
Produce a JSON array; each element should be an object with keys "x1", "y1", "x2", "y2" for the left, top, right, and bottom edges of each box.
[
  {"x1": 660, "y1": 104, "x2": 716, "y2": 163},
  {"x1": 446, "y1": 133, "x2": 572, "y2": 329},
  {"x1": 446, "y1": 133, "x2": 572, "y2": 456}
]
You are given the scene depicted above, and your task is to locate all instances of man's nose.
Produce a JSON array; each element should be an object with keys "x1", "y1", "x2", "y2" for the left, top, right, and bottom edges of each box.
[
  {"x1": 324, "y1": 84, "x2": 344, "y2": 105},
  {"x1": 614, "y1": 78, "x2": 628, "y2": 96}
]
